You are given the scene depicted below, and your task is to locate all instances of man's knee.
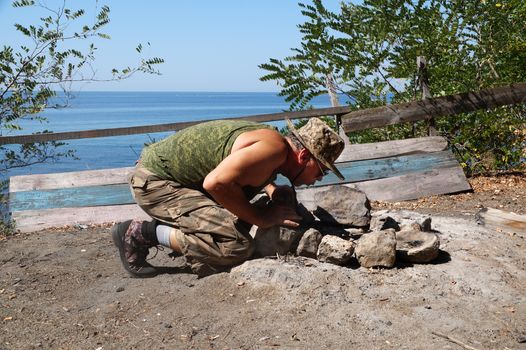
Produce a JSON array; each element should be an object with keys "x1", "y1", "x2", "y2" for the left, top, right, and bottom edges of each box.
[
  {"x1": 220, "y1": 234, "x2": 255, "y2": 264},
  {"x1": 187, "y1": 236, "x2": 254, "y2": 277}
]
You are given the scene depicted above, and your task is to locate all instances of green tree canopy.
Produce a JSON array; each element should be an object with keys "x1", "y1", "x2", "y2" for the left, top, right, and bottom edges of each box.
[
  {"x1": 0, "y1": 0, "x2": 164, "y2": 171},
  {"x1": 260, "y1": 0, "x2": 525, "y2": 174},
  {"x1": 0, "y1": 0, "x2": 164, "y2": 231}
]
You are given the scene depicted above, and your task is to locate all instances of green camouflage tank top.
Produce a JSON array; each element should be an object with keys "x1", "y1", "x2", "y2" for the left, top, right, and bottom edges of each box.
[{"x1": 139, "y1": 119, "x2": 277, "y2": 197}]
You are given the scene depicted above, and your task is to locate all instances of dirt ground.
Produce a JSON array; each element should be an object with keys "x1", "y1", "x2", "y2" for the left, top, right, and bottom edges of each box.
[{"x1": 1, "y1": 173, "x2": 525, "y2": 350}]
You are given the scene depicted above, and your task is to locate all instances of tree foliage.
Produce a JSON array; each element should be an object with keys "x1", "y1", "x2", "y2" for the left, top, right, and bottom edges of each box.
[
  {"x1": 260, "y1": 0, "x2": 526, "y2": 174},
  {"x1": 0, "y1": 0, "x2": 164, "y2": 172},
  {"x1": 0, "y1": 0, "x2": 164, "y2": 232}
]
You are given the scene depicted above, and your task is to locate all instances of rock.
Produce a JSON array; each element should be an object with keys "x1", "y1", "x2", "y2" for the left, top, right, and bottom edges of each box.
[
  {"x1": 312, "y1": 186, "x2": 371, "y2": 227},
  {"x1": 296, "y1": 228, "x2": 323, "y2": 258},
  {"x1": 231, "y1": 259, "x2": 305, "y2": 289},
  {"x1": 369, "y1": 215, "x2": 400, "y2": 232},
  {"x1": 396, "y1": 230, "x2": 440, "y2": 263},
  {"x1": 399, "y1": 217, "x2": 432, "y2": 232},
  {"x1": 344, "y1": 227, "x2": 367, "y2": 238},
  {"x1": 313, "y1": 222, "x2": 349, "y2": 238},
  {"x1": 251, "y1": 225, "x2": 305, "y2": 257},
  {"x1": 251, "y1": 191, "x2": 315, "y2": 225},
  {"x1": 419, "y1": 217, "x2": 432, "y2": 232},
  {"x1": 316, "y1": 235, "x2": 354, "y2": 265},
  {"x1": 355, "y1": 229, "x2": 397, "y2": 268},
  {"x1": 370, "y1": 210, "x2": 433, "y2": 232}
]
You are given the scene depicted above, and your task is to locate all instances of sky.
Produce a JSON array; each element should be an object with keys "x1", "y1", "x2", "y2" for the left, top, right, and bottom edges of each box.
[{"x1": 0, "y1": 0, "x2": 344, "y2": 92}]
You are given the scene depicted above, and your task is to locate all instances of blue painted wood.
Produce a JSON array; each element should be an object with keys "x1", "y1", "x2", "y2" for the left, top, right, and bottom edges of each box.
[
  {"x1": 11, "y1": 150, "x2": 458, "y2": 211},
  {"x1": 10, "y1": 183, "x2": 134, "y2": 212},
  {"x1": 276, "y1": 150, "x2": 458, "y2": 187}
]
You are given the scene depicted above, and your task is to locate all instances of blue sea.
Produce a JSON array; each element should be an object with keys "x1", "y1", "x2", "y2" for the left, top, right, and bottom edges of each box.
[{"x1": 3, "y1": 91, "x2": 336, "y2": 178}]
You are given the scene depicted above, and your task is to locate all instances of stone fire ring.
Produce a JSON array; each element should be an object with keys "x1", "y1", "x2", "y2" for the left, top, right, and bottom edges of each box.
[{"x1": 395, "y1": 230, "x2": 440, "y2": 263}]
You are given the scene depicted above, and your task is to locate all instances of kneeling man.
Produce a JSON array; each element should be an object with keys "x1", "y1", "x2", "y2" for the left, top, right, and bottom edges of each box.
[{"x1": 113, "y1": 117, "x2": 345, "y2": 277}]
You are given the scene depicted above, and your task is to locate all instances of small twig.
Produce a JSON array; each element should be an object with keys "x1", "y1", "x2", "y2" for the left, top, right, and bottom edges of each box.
[
  {"x1": 431, "y1": 331, "x2": 481, "y2": 350},
  {"x1": 222, "y1": 327, "x2": 232, "y2": 341}
]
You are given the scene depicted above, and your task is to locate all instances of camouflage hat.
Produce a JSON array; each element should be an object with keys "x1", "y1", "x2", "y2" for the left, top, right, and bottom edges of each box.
[{"x1": 286, "y1": 117, "x2": 345, "y2": 180}]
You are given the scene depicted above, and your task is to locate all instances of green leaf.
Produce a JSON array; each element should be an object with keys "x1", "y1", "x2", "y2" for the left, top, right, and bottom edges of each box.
[{"x1": 12, "y1": 0, "x2": 35, "y2": 8}]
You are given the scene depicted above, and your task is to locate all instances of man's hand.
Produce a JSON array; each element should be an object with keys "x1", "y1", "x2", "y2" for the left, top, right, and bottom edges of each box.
[
  {"x1": 269, "y1": 185, "x2": 296, "y2": 207},
  {"x1": 259, "y1": 203, "x2": 302, "y2": 229}
]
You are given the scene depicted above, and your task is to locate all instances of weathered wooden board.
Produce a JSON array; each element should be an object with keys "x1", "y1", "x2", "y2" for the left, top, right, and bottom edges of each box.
[
  {"x1": 10, "y1": 137, "x2": 446, "y2": 192},
  {"x1": 296, "y1": 166, "x2": 471, "y2": 209},
  {"x1": 10, "y1": 183, "x2": 133, "y2": 211},
  {"x1": 11, "y1": 166, "x2": 471, "y2": 233},
  {"x1": 281, "y1": 150, "x2": 458, "y2": 187},
  {"x1": 337, "y1": 136, "x2": 447, "y2": 162},
  {"x1": 341, "y1": 83, "x2": 526, "y2": 132},
  {"x1": 11, "y1": 151, "x2": 458, "y2": 211},
  {"x1": 8, "y1": 136, "x2": 471, "y2": 232},
  {"x1": 12, "y1": 204, "x2": 151, "y2": 233},
  {"x1": 353, "y1": 166, "x2": 470, "y2": 201},
  {"x1": 9, "y1": 167, "x2": 134, "y2": 192},
  {"x1": 475, "y1": 207, "x2": 526, "y2": 234}
]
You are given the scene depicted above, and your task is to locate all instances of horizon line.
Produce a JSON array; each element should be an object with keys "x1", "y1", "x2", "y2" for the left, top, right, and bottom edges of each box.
[{"x1": 70, "y1": 89, "x2": 287, "y2": 94}]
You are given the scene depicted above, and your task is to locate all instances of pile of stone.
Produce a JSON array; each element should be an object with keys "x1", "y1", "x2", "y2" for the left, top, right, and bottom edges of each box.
[{"x1": 251, "y1": 186, "x2": 441, "y2": 268}]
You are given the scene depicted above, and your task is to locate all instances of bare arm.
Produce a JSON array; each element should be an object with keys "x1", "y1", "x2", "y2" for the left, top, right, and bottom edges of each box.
[{"x1": 203, "y1": 132, "x2": 300, "y2": 228}]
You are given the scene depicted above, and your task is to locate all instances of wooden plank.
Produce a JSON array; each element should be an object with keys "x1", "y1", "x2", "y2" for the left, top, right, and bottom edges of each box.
[
  {"x1": 12, "y1": 167, "x2": 471, "y2": 232},
  {"x1": 416, "y1": 56, "x2": 437, "y2": 136},
  {"x1": 341, "y1": 83, "x2": 526, "y2": 132},
  {"x1": 296, "y1": 165, "x2": 471, "y2": 208},
  {"x1": 337, "y1": 136, "x2": 448, "y2": 162},
  {"x1": 0, "y1": 105, "x2": 356, "y2": 145},
  {"x1": 475, "y1": 207, "x2": 526, "y2": 234},
  {"x1": 303, "y1": 150, "x2": 458, "y2": 186},
  {"x1": 10, "y1": 183, "x2": 134, "y2": 211},
  {"x1": 9, "y1": 136, "x2": 447, "y2": 193},
  {"x1": 12, "y1": 204, "x2": 151, "y2": 233},
  {"x1": 9, "y1": 167, "x2": 134, "y2": 192},
  {"x1": 353, "y1": 166, "x2": 471, "y2": 201},
  {"x1": 11, "y1": 151, "x2": 457, "y2": 211}
]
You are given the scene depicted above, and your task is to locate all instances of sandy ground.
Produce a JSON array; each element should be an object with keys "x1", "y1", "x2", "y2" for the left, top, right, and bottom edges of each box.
[{"x1": 0, "y1": 174, "x2": 525, "y2": 350}]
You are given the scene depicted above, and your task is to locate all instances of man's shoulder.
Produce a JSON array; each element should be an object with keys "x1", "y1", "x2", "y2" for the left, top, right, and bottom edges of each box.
[{"x1": 240, "y1": 127, "x2": 284, "y2": 144}]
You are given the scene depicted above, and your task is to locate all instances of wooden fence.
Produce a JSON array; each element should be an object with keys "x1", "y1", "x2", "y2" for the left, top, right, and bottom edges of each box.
[
  {"x1": 5, "y1": 82, "x2": 526, "y2": 232},
  {"x1": 1, "y1": 83, "x2": 525, "y2": 145}
]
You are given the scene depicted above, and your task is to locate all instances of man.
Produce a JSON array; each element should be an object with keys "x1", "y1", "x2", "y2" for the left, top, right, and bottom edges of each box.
[{"x1": 112, "y1": 117, "x2": 345, "y2": 277}]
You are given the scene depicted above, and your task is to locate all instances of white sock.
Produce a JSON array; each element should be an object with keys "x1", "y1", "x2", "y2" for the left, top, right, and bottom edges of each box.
[{"x1": 156, "y1": 224, "x2": 173, "y2": 248}]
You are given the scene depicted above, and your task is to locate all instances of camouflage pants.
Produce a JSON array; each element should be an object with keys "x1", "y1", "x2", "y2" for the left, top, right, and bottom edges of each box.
[{"x1": 130, "y1": 166, "x2": 255, "y2": 276}]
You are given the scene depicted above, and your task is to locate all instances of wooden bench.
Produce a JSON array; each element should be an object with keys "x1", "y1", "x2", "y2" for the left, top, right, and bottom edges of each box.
[{"x1": 9, "y1": 136, "x2": 471, "y2": 233}]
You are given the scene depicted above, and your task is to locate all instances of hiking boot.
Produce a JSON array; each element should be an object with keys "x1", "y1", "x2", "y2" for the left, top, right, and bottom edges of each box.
[{"x1": 112, "y1": 220, "x2": 158, "y2": 277}]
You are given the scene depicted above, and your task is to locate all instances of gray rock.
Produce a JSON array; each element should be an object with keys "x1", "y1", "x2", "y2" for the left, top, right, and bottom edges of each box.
[
  {"x1": 296, "y1": 228, "x2": 323, "y2": 258},
  {"x1": 316, "y1": 235, "x2": 355, "y2": 265},
  {"x1": 230, "y1": 259, "x2": 305, "y2": 289},
  {"x1": 251, "y1": 225, "x2": 305, "y2": 257},
  {"x1": 355, "y1": 229, "x2": 397, "y2": 268},
  {"x1": 312, "y1": 186, "x2": 371, "y2": 227},
  {"x1": 344, "y1": 227, "x2": 367, "y2": 238},
  {"x1": 230, "y1": 258, "x2": 340, "y2": 289},
  {"x1": 419, "y1": 217, "x2": 432, "y2": 232},
  {"x1": 396, "y1": 230, "x2": 440, "y2": 263},
  {"x1": 251, "y1": 192, "x2": 315, "y2": 225},
  {"x1": 399, "y1": 217, "x2": 432, "y2": 232},
  {"x1": 371, "y1": 210, "x2": 433, "y2": 232},
  {"x1": 313, "y1": 222, "x2": 349, "y2": 237},
  {"x1": 369, "y1": 215, "x2": 400, "y2": 232}
]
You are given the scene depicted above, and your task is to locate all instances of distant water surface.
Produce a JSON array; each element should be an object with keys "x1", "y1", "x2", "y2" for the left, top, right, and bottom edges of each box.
[{"x1": 4, "y1": 91, "x2": 336, "y2": 177}]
